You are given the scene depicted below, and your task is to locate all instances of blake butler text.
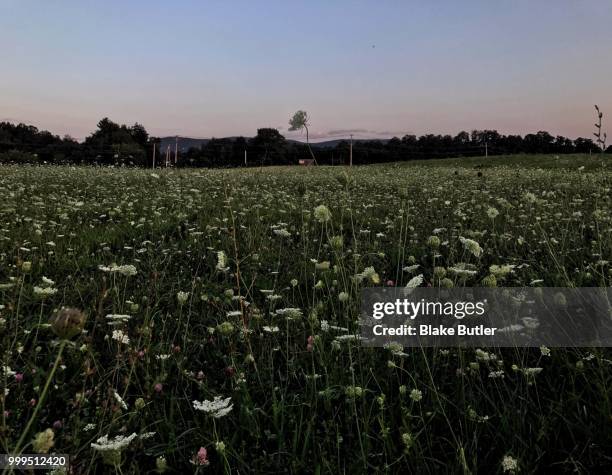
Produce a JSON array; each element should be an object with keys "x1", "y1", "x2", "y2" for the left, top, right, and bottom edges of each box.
[{"x1": 372, "y1": 324, "x2": 498, "y2": 337}]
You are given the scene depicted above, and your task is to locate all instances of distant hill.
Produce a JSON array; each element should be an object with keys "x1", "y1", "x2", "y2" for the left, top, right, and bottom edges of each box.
[
  {"x1": 159, "y1": 136, "x2": 388, "y2": 152},
  {"x1": 298, "y1": 138, "x2": 390, "y2": 148}
]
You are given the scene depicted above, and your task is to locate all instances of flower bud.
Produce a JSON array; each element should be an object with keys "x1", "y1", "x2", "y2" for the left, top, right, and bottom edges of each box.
[
  {"x1": 481, "y1": 274, "x2": 497, "y2": 288},
  {"x1": 433, "y1": 266, "x2": 447, "y2": 280},
  {"x1": 427, "y1": 236, "x2": 441, "y2": 249}
]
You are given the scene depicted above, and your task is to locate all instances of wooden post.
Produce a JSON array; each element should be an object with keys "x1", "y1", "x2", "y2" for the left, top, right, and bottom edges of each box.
[
  {"x1": 349, "y1": 134, "x2": 353, "y2": 167},
  {"x1": 174, "y1": 136, "x2": 178, "y2": 164},
  {"x1": 152, "y1": 142, "x2": 156, "y2": 169}
]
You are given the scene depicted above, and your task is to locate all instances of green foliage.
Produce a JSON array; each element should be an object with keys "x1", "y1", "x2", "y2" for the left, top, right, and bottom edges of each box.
[{"x1": 288, "y1": 110, "x2": 309, "y2": 132}]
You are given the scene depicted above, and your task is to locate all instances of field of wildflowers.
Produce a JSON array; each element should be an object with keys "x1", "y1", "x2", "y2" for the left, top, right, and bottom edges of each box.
[{"x1": 1, "y1": 159, "x2": 611, "y2": 473}]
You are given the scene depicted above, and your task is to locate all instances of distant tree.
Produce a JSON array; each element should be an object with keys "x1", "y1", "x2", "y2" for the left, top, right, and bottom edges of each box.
[
  {"x1": 250, "y1": 128, "x2": 287, "y2": 165},
  {"x1": 523, "y1": 131, "x2": 554, "y2": 153},
  {"x1": 454, "y1": 131, "x2": 470, "y2": 145},
  {"x1": 386, "y1": 137, "x2": 402, "y2": 161},
  {"x1": 502, "y1": 135, "x2": 524, "y2": 154},
  {"x1": 554, "y1": 135, "x2": 574, "y2": 154},
  {"x1": 96, "y1": 118, "x2": 121, "y2": 136},
  {"x1": 130, "y1": 123, "x2": 149, "y2": 148},
  {"x1": 85, "y1": 118, "x2": 146, "y2": 164},
  {"x1": 201, "y1": 138, "x2": 234, "y2": 167},
  {"x1": 288, "y1": 110, "x2": 316, "y2": 162},
  {"x1": 574, "y1": 137, "x2": 597, "y2": 153}
]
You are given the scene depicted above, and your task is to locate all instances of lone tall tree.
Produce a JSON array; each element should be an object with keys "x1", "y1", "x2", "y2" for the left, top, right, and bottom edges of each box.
[{"x1": 289, "y1": 110, "x2": 316, "y2": 162}]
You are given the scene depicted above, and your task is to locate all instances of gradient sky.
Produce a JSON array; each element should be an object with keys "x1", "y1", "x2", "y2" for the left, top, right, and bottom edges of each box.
[{"x1": 1, "y1": 1, "x2": 611, "y2": 141}]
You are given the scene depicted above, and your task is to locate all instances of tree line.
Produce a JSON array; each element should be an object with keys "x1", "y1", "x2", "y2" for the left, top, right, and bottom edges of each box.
[{"x1": 1, "y1": 118, "x2": 609, "y2": 167}]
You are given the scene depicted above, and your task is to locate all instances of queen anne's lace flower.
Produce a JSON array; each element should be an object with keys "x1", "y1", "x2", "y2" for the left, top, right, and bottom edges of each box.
[
  {"x1": 33, "y1": 286, "x2": 58, "y2": 297},
  {"x1": 98, "y1": 264, "x2": 138, "y2": 276},
  {"x1": 105, "y1": 314, "x2": 131, "y2": 326},
  {"x1": 313, "y1": 205, "x2": 332, "y2": 223},
  {"x1": 275, "y1": 307, "x2": 303, "y2": 318},
  {"x1": 192, "y1": 396, "x2": 233, "y2": 418},
  {"x1": 501, "y1": 455, "x2": 518, "y2": 472},
  {"x1": 112, "y1": 330, "x2": 130, "y2": 345},
  {"x1": 459, "y1": 236, "x2": 483, "y2": 258},
  {"x1": 91, "y1": 433, "x2": 138, "y2": 451},
  {"x1": 406, "y1": 274, "x2": 423, "y2": 289},
  {"x1": 410, "y1": 389, "x2": 423, "y2": 402}
]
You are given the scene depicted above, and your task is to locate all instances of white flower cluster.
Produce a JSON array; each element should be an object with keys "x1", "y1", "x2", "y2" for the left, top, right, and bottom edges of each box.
[
  {"x1": 112, "y1": 329, "x2": 130, "y2": 345},
  {"x1": 409, "y1": 389, "x2": 423, "y2": 402},
  {"x1": 356, "y1": 266, "x2": 380, "y2": 284},
  {"x1": 313, "y1": 205, "x2": 332, "y2": 223},
  {"x1": 33, "y1": 284, "x2": 58, "y2": 297},
  {"x1": 98, "y1": 264, "x2": 138, "y2": 276},
  {"x1": 192, "y1": 396, "x2": 233, "y2": 418},
  {"x1": 91, "y1": 433, "x2": 138, "y2": 452},
  {"x1": 501, "y1": 455, "x2": 518, "y2": 472},
  {"x1": 177, "y1": 291, "x2": 190, "y2": 305},
  {"x1": 459, "y1": 236, "x2": 483, "y2": 258},
  {"x1": 273, "y1": 228, "x2": 291, "y2": 237},
  {"x1": 275, "y1": 307, "x2": 303, "y2": 318},
  {"x1": 405, "y1": 274, "x2": 423, "y2": 289},
  {"x1": 106, "y1": 314, "x2": 131, "y2": 326},
  {"x1": 448, "y1": 263, "x2": 478, "y2": 277}
]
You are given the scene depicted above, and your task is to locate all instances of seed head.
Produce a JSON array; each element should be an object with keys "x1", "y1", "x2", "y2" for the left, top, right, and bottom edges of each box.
[{"x1": 50, "y1": 307, "x2": 86, "y2": 339}]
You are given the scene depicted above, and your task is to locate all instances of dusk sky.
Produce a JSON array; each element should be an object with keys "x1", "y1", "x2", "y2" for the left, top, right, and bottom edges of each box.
[{"x1": 2, "y1": 1, "x2": 611, "y2": 141}]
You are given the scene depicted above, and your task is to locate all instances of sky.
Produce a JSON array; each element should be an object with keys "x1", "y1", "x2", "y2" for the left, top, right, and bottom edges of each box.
[{"x1": 1, "y1": 0, "x2": 611, "y2": 142}]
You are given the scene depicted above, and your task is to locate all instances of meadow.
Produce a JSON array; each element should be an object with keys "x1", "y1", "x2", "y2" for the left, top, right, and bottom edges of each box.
[{"x1": 1, "y1": 155, "x2": 611, "y2": 473}]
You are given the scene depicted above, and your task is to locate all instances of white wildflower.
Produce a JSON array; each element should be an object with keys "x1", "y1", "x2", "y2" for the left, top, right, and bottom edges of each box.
[
  {"x1": 33, "y1": 286, "x2": 58, "y2": 297},
  {"x1": 313, "y1": 205, "x2": 332, "y2": 223},
  {"x1": 105, "y1": 314, "x2": 131, "y2": 326},
  {"x1": 275, "y1": 307, "x2": 303, "y2": 318},
  {"x1": 409, "y1": 389, "x2": 423, "y2": 402},
  {"x1": 486, "y1": 207, "x2": 499, "y2": 219},
  {"x1": 501, "y1": 455, "x2": 518, "y2": 472},
  {"x1": 459, "y1": 236, "x2": 483, "y2": 258},
  {"x1": 111, "y1": 330, "x2": 130, "y2": 345},
  {"x1": 177, "y1": 291, "x2": 189, "y2": 305},
  {"x1": 406, "y1": 274, "x2": 423, "y2": 289},
  {"x1": 192, "y1": 396, "x2": 233, "y2": 418},
  {"x1": 99, "y1": 264, "x2": 137, "y2": 276},
  {"x1": 91, "y1": 433, "x2": 138, "y2": 452}
]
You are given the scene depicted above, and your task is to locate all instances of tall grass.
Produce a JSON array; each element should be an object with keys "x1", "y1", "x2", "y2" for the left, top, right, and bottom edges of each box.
[{"x1": 0, "y1": 161, "x2": 610, "y2": 473}]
